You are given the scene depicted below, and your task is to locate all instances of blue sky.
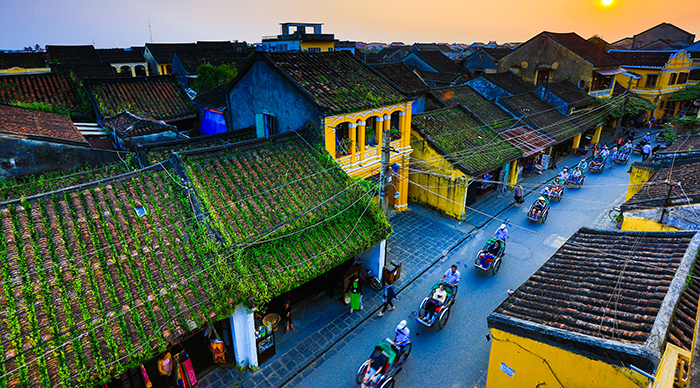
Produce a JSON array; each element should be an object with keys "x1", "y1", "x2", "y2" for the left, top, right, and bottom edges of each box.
[{"x1": 1, "y1": 0, "x2": 699, "y2": 50}]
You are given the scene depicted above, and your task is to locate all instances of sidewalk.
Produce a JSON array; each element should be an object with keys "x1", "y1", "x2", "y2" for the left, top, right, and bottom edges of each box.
[{"x1": 196, "y1": 134, "x2": 619, "y2": 388}]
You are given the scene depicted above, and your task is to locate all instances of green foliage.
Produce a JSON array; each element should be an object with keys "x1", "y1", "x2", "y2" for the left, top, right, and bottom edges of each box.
[
  {"x1": 667, "y1": 84, "x2": 700, "y2": 102},
  {"x1": 11, "y1": 101, "x2": 70, "y2": 118},
  {"x1": 600, "y1": 96, "x2": 656, "y2": 119},
  {"x1": 192, "y1": 63, "x2": 238, "y2": 94}
]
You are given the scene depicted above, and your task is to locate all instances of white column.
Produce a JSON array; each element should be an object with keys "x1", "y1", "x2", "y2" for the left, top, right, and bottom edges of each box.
[{"x1": 229, "y1": 303, "x2": 258, "y2": 370}]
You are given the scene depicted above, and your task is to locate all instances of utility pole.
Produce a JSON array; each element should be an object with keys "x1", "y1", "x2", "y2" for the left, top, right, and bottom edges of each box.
[
  {"x1": 659, "y1": 179, "x2": 680, "y2": 223},
  {"x1": 614, "y1": 76, "x2": 635, "y2": 140},
  {"x1": 378, "y1": 126, "x2": 391, "y2": 216}
]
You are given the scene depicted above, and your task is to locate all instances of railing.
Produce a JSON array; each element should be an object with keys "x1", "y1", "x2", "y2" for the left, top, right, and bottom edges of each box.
[
  {"x1": 335, "y1": 139, "x2": 403, "y2": 170},
  {"x1": 588, "y1": 88, "x2": 614, "y2": 98},
  {"x1": 652, "y1": 343, "x2": 691, "y2": 388}
]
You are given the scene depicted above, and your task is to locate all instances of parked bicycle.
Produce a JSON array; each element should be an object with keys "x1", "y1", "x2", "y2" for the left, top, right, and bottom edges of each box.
[
  {"x1": 607, "y1": 207, "x2": 622, "y2": 222},
  {"x1": 351, "y1": 258, "x2": 382, "y2": 291}
]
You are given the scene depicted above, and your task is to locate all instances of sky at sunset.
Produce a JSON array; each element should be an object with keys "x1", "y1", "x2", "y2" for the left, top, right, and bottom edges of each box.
[{"x1": 1, "y1": 0, "x2": 699, "y2": 50}]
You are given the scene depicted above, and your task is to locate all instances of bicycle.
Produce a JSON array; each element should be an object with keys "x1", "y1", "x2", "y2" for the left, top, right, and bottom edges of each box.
[
  {"x1": 608, "y1": 207, "x2": 623, "y2": 227},
  {"x1": 352, "y1": 258, "x2": 382, "y2": 291}
]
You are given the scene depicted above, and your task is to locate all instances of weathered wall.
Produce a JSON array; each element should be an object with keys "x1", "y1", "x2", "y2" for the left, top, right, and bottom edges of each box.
[
  {"x1": 486, "y1": 328, "x2": 650, "y2": 388},
  {"x1": 227, "y1": 62, "x2": 323, "y2": 133},
  {"x1": 497, "y1": 36, "x2": 595, "y2": 88},
  {"x1": 401, "y1": 53, "x2": 438, "y2": 74},
  {"x1": 633, "y1": 26, "x2": 695, "y2": 48},
  {"x1": 462, "y1": 52, "x2": 498, "y2": 75},
  {"x1": 533, "y1": 85, "x2": 570, "y2": 115},
  {"x1": 625, "y1": 164, "x2": 658, "y2": 201},
  {"x1": 408, "y1": 131, "x2": 469, "y2": 219},
  {"x1": 0, "y1": 135, "x2": 125, "y2": 179},
  {"x1": 467, "y1": 77, "x2": 512, "y2": 101}
]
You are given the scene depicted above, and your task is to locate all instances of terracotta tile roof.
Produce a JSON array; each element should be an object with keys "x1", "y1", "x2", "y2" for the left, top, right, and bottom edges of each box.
[
  {"x1": 0, "y1": 163, "x2": 226, "y2": 387},
  {"x1": 85, "y1": 76, "x2": 197, "y2": 121},
  {"x1": 545, "y1": 80, "x2": 596, "y2": 108},
  {"x1": 544, "y1": 32, "x2": 621, "y2": 68},
  {"x1": 46, "y1": 44, "x2": 100, "y2": 64},
  {"x1": 411, "y1": 106, "x2": 522, "y2": 176},
  {"x1": 50, "y1": 63, "x2": 127, "y2": 80},
  {"x1": 0, "y1": 157, "x2": 136, "y2": 202},
  {"x1": 0, "y1": 73, "x2": 85, "y2": 111},
  {"x1": 102, "y1": 111, "x2": 178, "y2": 139},
  {"x1": 498, "y1": 92, "x2": 584, "y2": 143},
  {"x1": 622, "y1": 159, "x2": 700, "y2": 211},
  {"x1": 667, "y1": 269, "x2": 700, "y2": 351},
  {"x1": 499, "y1": 125, "x2": 555, "y2": 156},
  {"x1": 141, "y1": 127, "x2": 256, "y2": 165},
  {"x1": 430, "y1": 85, "x2": 515, "y2": 129},
  {"x1": 409, "y1": 51, "x2": 467, "y2": 74},
  {"x1": 480, "y1": 72, "x2": 534, "y2": 94},
  {"x1": 263, "y1": 51, "x2": 406, "y2": 115},
  {"x1": 608, "y1": 50, "x2": 675, "y2": 69},
  {"x1": 370, "y1": 62, "x2": 430, "y2": 95},
  {"x1": 96, "y1": 48, "x2": 146, "y2": 63},
  {"x1": 145, "y1": 43, "x2": 199, "y2": 64},
  {"x1": 490, "y1": 228, "x2": 698, "y2": 370},
  {"x1": 179, "y1": 133, "x2": 391, "y2": 287},
  {"x1": 415, "y1": 69, "x2": 463, "y2": 84},
  {"x1": 173, "y1": 49, "x2": 235, "y2": 74},
  {"x1": 657, "y1": 135, "x2": 700, "y2": 155},
  {"x1": 0, "y1": 52, "x2": 48, "y2": 70},
  {"x1": 0, "y1": 104, "x2": 88, "y2": 144}
]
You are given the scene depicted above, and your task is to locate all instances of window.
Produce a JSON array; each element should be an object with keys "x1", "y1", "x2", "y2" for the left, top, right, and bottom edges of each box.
[
  {"x1": 578, "y1": 80, "x2": 585, "y2": 89},
  {"x1": 255, "y1": 113, "x2": 278, "y2": 137},
  {"x1": 308, "y1": 47, "x2": 321, "y2": 52},
  {"x1": 536, "y1": 69, "x2": 551, "y2": 86},
  {"x1": 327, "y1": 47, "x2": 334, "y2": 51},
  {"x1": 644, "y1": 74, "x2": 658, "y2": 88},
  {"x1": 677, "y1": 72, "x2": 689, "y2": 85},
  {"x1": 668, "y1": 73, "x2": 677, "y2": 85},
  {"x1": 335, "y1": 123, "x2": 351, "y2": 158}
]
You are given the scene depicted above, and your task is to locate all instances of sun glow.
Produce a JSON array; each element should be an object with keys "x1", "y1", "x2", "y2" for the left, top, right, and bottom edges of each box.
[{"x1": 602, "y1": 0, "x2": 613, "y2": 5}]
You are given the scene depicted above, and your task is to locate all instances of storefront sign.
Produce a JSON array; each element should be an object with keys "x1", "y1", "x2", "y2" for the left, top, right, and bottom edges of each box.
[
  {"x1": 540, "y1": 155, "x2": 550, "y2": 170},
  {"x1": 500, "y1": 362, "x2": 515, "y2": 378}
]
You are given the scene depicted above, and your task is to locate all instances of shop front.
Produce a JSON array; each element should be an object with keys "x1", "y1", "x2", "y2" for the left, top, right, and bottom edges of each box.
[{"x1": 499, "y1": 125, "x2": 556, "y2": 180}]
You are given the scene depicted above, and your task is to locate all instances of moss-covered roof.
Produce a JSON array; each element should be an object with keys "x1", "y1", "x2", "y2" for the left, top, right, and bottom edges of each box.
[
  {"x1": 264, "y1": 51, "x2": 407, "y2": 114},
  {"x1": 431, "y1": 85, "x2": 515, "y2": 130},
  {"x1": 412, "y1": 106, "x2": 523, "y2": 176},
  {"x1": 0, "y1": 134, "x2": 390, "y2": 387},
  {"x1": 499, "y1": 92, "x2": 585, "y2": 143}
]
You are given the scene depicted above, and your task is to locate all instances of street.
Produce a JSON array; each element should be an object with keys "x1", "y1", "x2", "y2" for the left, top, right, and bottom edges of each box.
[{"x1": 288, "y1": 151, "x2": 637, "y2": 388}]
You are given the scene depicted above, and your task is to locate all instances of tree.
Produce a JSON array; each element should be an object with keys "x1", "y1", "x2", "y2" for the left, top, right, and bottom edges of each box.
[
  {"x1": 192, "y1": 63, "x2": 238, "y2": 94},
  {"x1": 34, "y1": 44, "x2": 41, "y2": 51}
]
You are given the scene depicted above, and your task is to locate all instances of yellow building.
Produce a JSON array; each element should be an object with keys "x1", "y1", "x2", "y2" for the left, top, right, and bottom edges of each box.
[
  {"x1": 486, "y1": 227, "x2": 700, "y2": 388},
  {"x1": 261, "y1": 22, "x2": 338, "y2": 52},
  {"x1": 0, "y1": 52, "x2": 50, "y2": 75},
  {"x1": 619, "y1": 139, "x2": 700, "y2": 231},
  {"x1": 610, "y1": 50, "x2": 698, "y2": 118},
  {"x1": 408, "y1": 106, "x2": 522, "y2": 219},
  {"x1": 226, "y1": 50, "x2": 412, "y2": 210}
]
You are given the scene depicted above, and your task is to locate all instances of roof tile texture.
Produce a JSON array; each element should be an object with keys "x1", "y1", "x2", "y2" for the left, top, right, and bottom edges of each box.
[
  {"x1": 0, "y1": 52, "x2": 48, "y2": 70},
  {"x1": 0, "y1": 104, "x2": 87, "y2": 144},
  {"x1": 0, "y1": 73, "x2": 84, "y2": 110},
  {"x1": 608, "y1": 50, "x2": 674, "y2": 68},
  {"x1": 412, "y1": 106, "x2": 522, "y2": 176},
  {"x1": 265, "y1": 51, "x2": 406, "y2": 114},
  {"x1": 87, "y1": 76, "x2": 197, "y2": 121},
  {"x1": 431, "y1": 85, "x2": 514, "y2": 129},
  {"x1": 370, "y1": 62, "x2": 430, "y2": 95},
  {"x1": 495, "y1": 228, "x2": 695, "y2": 344}
]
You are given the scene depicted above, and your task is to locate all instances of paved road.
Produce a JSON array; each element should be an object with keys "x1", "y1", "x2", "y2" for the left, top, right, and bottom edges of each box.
[{"x1": 288, "y1": 153, "x2": 638, "y2": 388}]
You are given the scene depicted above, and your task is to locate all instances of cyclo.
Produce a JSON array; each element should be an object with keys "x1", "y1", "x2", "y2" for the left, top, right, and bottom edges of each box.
[
  {"x1": 416, "y1": 282, "x2": 456, "y2": 329},
  {"x1": 474, "y1": 237, "x2": 506, "y2": 274},
  {"x1": 355, "y1": 324, "x2": 412, "y2": 388}
]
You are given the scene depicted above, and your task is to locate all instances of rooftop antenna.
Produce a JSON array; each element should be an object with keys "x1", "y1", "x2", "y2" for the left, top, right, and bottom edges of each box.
[{"x1": 148, "y1": 19, "x2": 153, "y2": 43}]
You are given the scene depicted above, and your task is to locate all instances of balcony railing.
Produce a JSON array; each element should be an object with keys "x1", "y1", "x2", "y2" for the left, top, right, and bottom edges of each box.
[
  {"x1": 652, "y1": 343, "x2": 691, "y2": 388},
  {"x1": 589, "y1": 88, "x2": 614, "y2": 98}
]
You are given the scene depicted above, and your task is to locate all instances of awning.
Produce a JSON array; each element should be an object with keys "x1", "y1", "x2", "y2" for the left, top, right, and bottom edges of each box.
[
  {"x1": 594, "y1": 67, "x2": 627, "y2": 76},
  {"x1": 622, "y1": 70, "x2": 643, "y2": 80},
  {"x1": 499, "y1": 125, "x2": 556, "y2": 157}
]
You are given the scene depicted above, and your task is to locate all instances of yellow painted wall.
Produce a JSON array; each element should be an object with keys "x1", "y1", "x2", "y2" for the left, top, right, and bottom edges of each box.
[
  {"x1": 625, "y1": 164, "x2": 657, "y2": 201},
  {"x1": 300, "y1": 41, "x2": 335, "y2": 52},
  {"x1": 0, "y1": 67, "x2": 50, "y2": 75},
  {"x1": 615, "y1": 51, "x2": 694, "y2": 118},
  {"x1": 486, "y1": 329, "x2": 650, "y2": 388},
  {"x1": 324, "y1": 102, "x2": 413, "y2": 210},
  {"x1": 621, "y1": 216, "x2": 680, "y2": 232},
  {"x1": 407, "y1": 131, "x2": 469, "y2": 219}
]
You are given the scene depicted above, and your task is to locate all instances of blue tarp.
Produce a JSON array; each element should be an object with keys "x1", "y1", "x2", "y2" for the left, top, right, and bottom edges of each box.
[{"x1": 199, "y1": 108, "x2": 227, "y2": 135}]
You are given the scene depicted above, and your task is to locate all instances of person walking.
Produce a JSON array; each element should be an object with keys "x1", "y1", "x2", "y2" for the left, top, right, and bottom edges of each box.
[
  {"x1": 282, "y1": 299, "x2": 295, "y2": 333},
  {"x1": 346, "y1": 275, "x2": 363, "y2": 313},
  {"x1": 513, "y1": 184, "x2": 524, "y2": 205},
  {"x1": 651, "y1": 143, "x2": 661, "y2": 156},
  {"x1": 377, "y1": 279, "x2": 398, "y2": 317},
  {"x1": 642, "y1": 142, "x2": 652, "y2": 161}
]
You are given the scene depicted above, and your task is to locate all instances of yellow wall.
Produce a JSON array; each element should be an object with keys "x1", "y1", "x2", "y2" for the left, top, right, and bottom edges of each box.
[
  {"x1": 615, "y1": 51, "x2": 695, "y2": 118},
  {"x1": 652, "y1": 343, "x2": 691, "y2": 388},
  {"x1": 407, "y1": 131, "x2": 470, "y2": 219},
  {"x1": 300, "y1": 41, "x2": 335, "y2": 52},
  {"x1": 621, "y1": 216, "x2": 680, "y2": 232},
  {"x1": 486, "y1": 329, "x2": 650, "y2": 388},
  {"x1": 0, "y1": 67, "x2": 50, "y2": 75},
  {"x1": 324, "y1": 102, "x2": 413, "y2": 211},
  {"x1": 625, "y1": 164, "x2": 657, "y2": 201}
]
